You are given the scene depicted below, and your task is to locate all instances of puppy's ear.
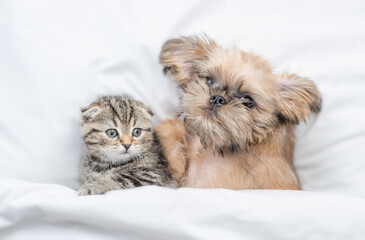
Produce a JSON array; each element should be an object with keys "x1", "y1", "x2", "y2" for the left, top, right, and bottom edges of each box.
[
  {"x1": 159, "y1": 35, "x2": 218, "y2": 85},
  {"x1": 276, "y1": 72, "x2": 322, "y2": 124}
]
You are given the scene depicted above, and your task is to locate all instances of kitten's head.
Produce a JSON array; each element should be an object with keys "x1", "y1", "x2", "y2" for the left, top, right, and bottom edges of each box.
[{"x1": 81, "y1": 96, "x2": 154, "y2": 163}]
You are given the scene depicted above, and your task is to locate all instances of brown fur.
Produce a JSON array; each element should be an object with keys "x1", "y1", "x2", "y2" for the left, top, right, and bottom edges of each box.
[{"x1": 156, "y1": 35, "x2": 321, "y2": 190}]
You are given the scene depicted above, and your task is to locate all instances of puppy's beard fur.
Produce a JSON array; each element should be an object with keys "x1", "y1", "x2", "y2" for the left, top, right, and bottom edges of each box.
[{"x1": 179, "y1": 78, "x2": 277, "y2": 153}]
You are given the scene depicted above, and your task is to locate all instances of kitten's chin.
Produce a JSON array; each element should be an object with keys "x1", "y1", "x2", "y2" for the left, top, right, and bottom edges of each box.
[
  {"x1": 114, "y1": 154, "x2": 136, "y2": 164},
  {"x1": 101, "y1": 152, "x2": 136, "y2": 164}
]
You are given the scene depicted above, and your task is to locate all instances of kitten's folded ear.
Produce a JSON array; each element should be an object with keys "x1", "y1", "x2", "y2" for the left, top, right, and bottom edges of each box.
[
  {"x1": 276, "y1": 72, "x2": 322, "y2": 124},
  {"x1": 134, "y1": 100, "x2": 154, "y2": 119},
  {"x1": 141, "y1": 106, "x2": 154, "y2": 119},
  {"x1": 81, "y1": 105, "x2": 102, "y2": 122},
  {"x1": 159, "y1": 35, "x2": 218, "y2": 86}
]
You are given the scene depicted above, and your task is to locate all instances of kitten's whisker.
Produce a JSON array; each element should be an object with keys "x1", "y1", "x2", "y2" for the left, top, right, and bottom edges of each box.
[{"x1": 136, "y1": 152, "x2": 147, "y2": 171}]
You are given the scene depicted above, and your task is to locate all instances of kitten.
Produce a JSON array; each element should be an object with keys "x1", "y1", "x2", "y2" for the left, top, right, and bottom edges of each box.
[{"x1": 78, "y1": 96, "x2": 176, "y2": 195}]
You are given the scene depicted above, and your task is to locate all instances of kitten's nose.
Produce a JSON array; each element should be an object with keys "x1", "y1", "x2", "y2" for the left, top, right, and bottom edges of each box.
[
  {"x1": 122, "y1": 144, "x2": 131, "y2": 151},
  {"x1": 209, "y1": 95, "x2": 226, "y2": 107}
]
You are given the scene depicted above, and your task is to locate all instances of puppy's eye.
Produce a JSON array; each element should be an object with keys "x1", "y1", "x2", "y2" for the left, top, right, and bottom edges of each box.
[
  {"x1": 198, "y1": 75, "x2": 214, "y2": 86},
  {"x1": 106, "y1": 129, "x2": 118, "y2": 138},
  {"x1": 132, "y1": 128, "x2": 142, "y2": 137},
  {"x1": 205, "y1": 76, "x2": 214, "y2": 86},
  {"x1": 241, "y1": 95, "x2": 255, "y2": 108}
]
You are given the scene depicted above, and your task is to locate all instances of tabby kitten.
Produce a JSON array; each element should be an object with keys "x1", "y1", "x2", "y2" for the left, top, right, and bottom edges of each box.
[{"x1": 79, "y1": 96, "x2": 176, "y2": 195}]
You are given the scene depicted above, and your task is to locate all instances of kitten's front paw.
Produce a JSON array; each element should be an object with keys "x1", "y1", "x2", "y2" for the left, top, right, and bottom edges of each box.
[{"x1": 78, "y1": 184, "x2": 106, "y2": 196}]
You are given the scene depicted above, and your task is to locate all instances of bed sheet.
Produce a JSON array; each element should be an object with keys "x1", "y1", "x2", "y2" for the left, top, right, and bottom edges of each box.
[{"x1": 1, "y1": 179, "x2": 365, "y2": 240}]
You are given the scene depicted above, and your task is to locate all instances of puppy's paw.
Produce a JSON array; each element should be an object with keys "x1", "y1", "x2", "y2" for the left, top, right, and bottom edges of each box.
[
  {"x1": 155, "y1": 118, "x2": 186, "y2": 143},
  {"x1": 78, "y1": 184, "x2": 106, "y2": 196},
  {"x1": 155, "y1": 119, "x2": 187, "y2": 185}
]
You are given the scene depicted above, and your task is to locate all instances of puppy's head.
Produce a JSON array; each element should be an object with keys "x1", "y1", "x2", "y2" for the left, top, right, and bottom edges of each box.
[{"x1": 160, "y1": 35, "x2": 321, "y2": 152}]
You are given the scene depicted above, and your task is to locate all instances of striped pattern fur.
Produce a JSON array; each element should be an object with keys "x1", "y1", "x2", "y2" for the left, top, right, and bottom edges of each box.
[{"x1": 79, "y1": 96, "x2": 176, "y2": 195}]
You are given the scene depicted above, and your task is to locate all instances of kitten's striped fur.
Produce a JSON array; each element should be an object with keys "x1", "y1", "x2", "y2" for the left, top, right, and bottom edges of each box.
[{"x1": 79, "y1": 96, "x2": 176, "y2": 195}]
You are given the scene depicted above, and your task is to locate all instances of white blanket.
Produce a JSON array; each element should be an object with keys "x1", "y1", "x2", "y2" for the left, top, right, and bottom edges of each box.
[
  {"x1": 1, "y1": 0, "x2": 365, "y2": 239},
  {"x1": 1, "y1": 179, "x2": 365, "y2": 240}
]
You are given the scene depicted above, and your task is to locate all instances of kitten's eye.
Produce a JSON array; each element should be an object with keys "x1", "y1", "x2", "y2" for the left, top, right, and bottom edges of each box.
[
  {"x1": 132, "y1": 128, "x2": 142, "y2": 137},
  {"x1": 240, "y1": 95, "x2": 255, "y2": 108},
  {"x1": 106, "y1": 129, "x2": 118, "y2": 138}
]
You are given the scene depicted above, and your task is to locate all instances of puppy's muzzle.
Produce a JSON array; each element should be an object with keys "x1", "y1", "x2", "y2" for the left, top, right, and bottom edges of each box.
[{"x1": 209, "y1": 95, "x2": 226, "y2": 107}]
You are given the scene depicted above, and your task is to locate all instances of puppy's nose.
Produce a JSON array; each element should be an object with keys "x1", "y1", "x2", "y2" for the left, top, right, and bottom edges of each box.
[
  {"x1": 122, "y1": 144, "x2": 131, "y2": 151},
  {"x1": 209, "y1": 95, "x2": 226, "y2": 107}
]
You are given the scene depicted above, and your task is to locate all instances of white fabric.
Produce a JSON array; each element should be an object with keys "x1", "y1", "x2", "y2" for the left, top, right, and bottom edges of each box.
[
  {"x1": 1, "y1": 0, "x2": 365, "y2": 239},
  {"x1": 1, "y1": 179, "x2": 365, "y2": 240}
]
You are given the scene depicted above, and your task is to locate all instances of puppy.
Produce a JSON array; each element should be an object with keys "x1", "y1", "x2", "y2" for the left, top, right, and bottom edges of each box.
[{"x1": 155, "y1": 35, "x2": 321, "y2": 190}]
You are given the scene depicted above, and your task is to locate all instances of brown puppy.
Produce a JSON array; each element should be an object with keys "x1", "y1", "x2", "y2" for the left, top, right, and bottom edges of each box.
[{"x1": 155, "y1": 35, "x2": 321, "y2": 190}]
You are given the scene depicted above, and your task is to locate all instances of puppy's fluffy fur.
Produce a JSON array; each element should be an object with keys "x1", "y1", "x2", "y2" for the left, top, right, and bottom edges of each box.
[{"x1": 156, "y1": 35, "x2": 321, "y2": 190}]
